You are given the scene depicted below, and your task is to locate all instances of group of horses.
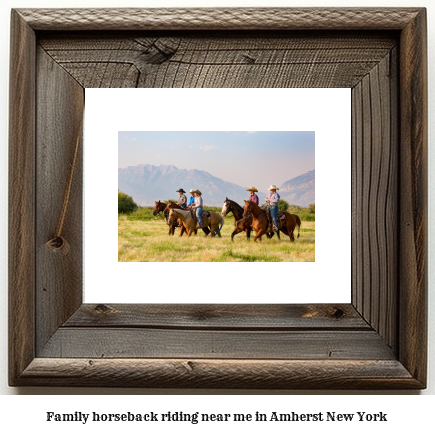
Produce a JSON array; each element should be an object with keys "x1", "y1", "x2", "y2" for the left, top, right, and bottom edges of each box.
[
  {"x1": 152, "y1": 198, "x2": 301, "y2": 242},
  {"x1": 152, "y1": 200, "x2": 224, "y2": 238}
]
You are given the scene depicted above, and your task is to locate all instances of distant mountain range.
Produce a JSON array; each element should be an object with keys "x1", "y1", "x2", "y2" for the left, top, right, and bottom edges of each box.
[
  {"x1": 278, "y1": 170, "x2": 315, "y2": 207},
  {"x1": 118, "y1": 164, "x2": 314, "y2": 207}
]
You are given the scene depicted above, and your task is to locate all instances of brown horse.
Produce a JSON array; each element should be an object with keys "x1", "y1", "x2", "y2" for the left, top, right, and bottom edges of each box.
[
  {"x1": 164, "y1": 201, "x2": 211, "y2": 236},
  {"x1": 153, "y1": 201, "x2": 177, "y2": 235},
  {"x1": 221, "y1": 197, "x2": 279, "y2": 241},
  {"x1": 168, "y1": 209, "x2": 224, "y2": 237},
  {"x1": 243, "y1": 200, "x2": 300, "y2": 242},
  {"x1": 153, "y1": 200, "x2": 190, "y2": 236}
]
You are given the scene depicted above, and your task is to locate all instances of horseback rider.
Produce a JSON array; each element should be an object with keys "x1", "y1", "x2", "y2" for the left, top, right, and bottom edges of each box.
[
  {"x1": 193, "y1": 190, "x2": 204, "y2": 228},
  {"x1": 176, "y1": 188, "x2": 187, "y2": 209},
  {"x1": 265, "y1": 185, "x2": 280, "y2": 231},
  {"x1": 247, "y1": 186, "x2": 259, "y2": 205},
  {"x1": 187, "y1": 189, "x2": 195, "y2": 209}
]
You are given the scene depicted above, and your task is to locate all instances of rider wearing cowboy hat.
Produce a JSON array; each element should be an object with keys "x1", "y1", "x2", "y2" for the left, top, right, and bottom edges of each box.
[
  {"x1": 176, "y1": 188, "x2": 187, "y2": 209},
  {"x1": 265, "y1": 185, "x2": 280, "y2": 231},
  {"x1": 247, "y1": 186, "x2": 259, "y2": 205},
  {"x1": 193, "y1": 189, "x2": 204, "y2": 228}
]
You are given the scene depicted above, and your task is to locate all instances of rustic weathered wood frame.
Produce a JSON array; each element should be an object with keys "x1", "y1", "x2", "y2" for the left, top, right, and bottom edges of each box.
[{"x1": 9, "y1": 8, "x2": 427, "y2": 389}]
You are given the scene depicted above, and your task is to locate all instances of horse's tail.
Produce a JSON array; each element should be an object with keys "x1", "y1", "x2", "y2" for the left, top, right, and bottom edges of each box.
[
  {"x1": 215, "y1": 215, "x2": 225, "y2": 236},
  {"x1": 294, "y1": 214, "x2": 301, "y2": 238}
]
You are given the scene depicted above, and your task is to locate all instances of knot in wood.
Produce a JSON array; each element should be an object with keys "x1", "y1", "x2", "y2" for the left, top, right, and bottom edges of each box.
[
  {"x1": 94, "y1": 304, "x2": 116, "y2": 315},
  {"x1": 332, "y1": 308, "x2": 345, "y2": 319},
  {"x1": 45, "y1": 235, "x2": 70, "y2": 255}
]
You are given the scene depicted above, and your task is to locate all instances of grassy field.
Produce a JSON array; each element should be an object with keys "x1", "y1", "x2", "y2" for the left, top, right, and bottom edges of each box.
[{"x1": 118, "y1": 207, "x2": 315, "y2": 262}]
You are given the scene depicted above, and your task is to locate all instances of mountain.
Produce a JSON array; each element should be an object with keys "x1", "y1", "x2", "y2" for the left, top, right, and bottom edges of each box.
[
  {"x1": 279, "y1": 170, "x2": 315, "y2": 207},
  {"x1": 118, "y1": 164, "x2": 267, "y2": 207}
]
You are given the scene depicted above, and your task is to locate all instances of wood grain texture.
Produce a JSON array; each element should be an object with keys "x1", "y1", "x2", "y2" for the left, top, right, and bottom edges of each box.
[
  {"x1": 65, "y1": 304, "x2": 368, "y2": 330},
  {"x1": 39, "y1": 33, "x2": 396, "y2": 88},
  {"x1": 387, "y1": 47, "x2": 399, "y2": 350},
  {"x1": 35, "y1": 48, "x2": 84, "y2": 354},
  {"x1": 8, "y1": 7, "x2": 427, "y2": 389},
  {"x1": 17, "y1": 358, "x2": 420, "y2": 389},
  {"x1": 8, "y1": 10, "x2": 36, "y2": 386},
  {"x1": 351, "y1": 51, "x2": 398, "y2": 351},
  {"x1": 398, "y1": 9, "x2": 428, "y2": 386},
  {"x1": 16, "y1": 8, "x2": 422, "y2": 31},
  {"x1": 39, "y1": 328, "x2": 395, "y2": 360}
]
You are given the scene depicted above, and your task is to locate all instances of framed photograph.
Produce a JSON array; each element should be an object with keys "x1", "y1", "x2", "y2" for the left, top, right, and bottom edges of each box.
[
  {"x1": 85, "y1": 87, "x2": 349, "y2": 304},
  {"x1": 9, "y1": 8, "x2": 427, "y2": 388}
]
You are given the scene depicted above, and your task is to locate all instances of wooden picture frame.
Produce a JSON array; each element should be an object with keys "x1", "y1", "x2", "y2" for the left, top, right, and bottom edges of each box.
[{"x1": 9, "y1": 8, "x2": 427, "y2": 389}]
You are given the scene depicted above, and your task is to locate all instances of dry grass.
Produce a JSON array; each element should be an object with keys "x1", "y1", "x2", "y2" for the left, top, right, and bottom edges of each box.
[{"x1": 118, "y1": 215, "x2": 315, "y2": 262}]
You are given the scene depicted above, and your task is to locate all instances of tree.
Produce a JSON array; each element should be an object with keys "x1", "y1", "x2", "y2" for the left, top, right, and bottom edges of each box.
[
  {"x1": 278, "y1": 199, "x2": 289, "y2": 212},
  {"x1": 118, "y1": 190, "x2": 138, "y2": 214},
  {"x1": 308, "y1": 203, "x2": 315, "y2": 214}
]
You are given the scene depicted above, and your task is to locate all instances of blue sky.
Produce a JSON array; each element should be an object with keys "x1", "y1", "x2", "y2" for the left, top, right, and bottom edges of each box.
[{"x1": 118, "y1": 131, "x2": 314, "y2": 188}]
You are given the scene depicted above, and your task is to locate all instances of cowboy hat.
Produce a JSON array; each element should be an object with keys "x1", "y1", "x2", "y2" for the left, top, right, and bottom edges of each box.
[
  {"x1": 268, "y1": 185, "x2": 279, "y2": 190},
  {"x1": 189, "y1": 189, "x2": 195, "y2": 193},
  {"x1": 176, "y1": 188, "x2": 186, "y2": 193},
  {"x1": 193, "y1": 189, "x2": 202, "y2": 195},
  {"x1": 246, "y1": 186, "x2": 258, "y2": 192}
]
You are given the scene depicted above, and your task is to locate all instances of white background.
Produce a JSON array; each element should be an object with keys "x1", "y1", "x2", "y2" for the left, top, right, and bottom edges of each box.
[
  {"x1": 0, "y1": 0, "x2": 434, "y2": 418},
  {"x1": 85, "y1": 88, "x2": 351, "y2": 303}
]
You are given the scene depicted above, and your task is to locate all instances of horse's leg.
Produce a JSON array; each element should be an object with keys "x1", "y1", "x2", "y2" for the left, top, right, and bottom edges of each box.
[
  {"x1": 258, "y1": 227, "x2": 268, "y2": 242},
  {"x1": 287, "y1": 219, "x2": 295, "y2": 242},
  {"x1": 254, "y1": 230, "x2": 264, "y2": 242},
  {"x1": 277, "y1": 230, "x2": 281, "y2": 240},
  {"x1": 168, "y1": 225, "x2": 172, "y2": 235},
  {"x1": 231, "y1": 224, "x2": 242, "y2": 241},
  {"x1": 280, "y1": 226, "x2": 289, "y2": 238},
  {"x1": 179, "y1": 225, "x2": 186, "y2": 237},
  {"x1": 231, "y1": 229, "x2": 240, "y2": 241},
  {"x1": 280, "y1": 223, "x2": 293, "y2": 242},
  {"x1": 245, "y1": 223, "x2": 253, "y2": 240}
]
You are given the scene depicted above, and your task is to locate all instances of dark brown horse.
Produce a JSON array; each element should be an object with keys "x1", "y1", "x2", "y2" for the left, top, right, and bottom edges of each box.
[
  {"x1": 221, "y1": 198, "x2": 252, "y2": 241},
  {"x1": 164, "y1": 201, "x2": 211, "y2": 236},
  {"x1": 152, "y1": 200, "x2": 184, "y2": 236},
  {"x1": 243, "y1": 200, "x2": 300, "y2": 242},
  {"x1": 221, "y1": 197, "x2": 278, "y2": 241}
]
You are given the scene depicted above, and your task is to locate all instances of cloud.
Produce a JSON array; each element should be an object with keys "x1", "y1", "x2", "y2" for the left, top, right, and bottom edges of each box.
[
  {"x1": 199, "y1": 145, "x2": 218, "y2": 151},
  {"x1": 246, "y1": 131, "x2": 257, "y2": 134},
  {"x1": 188, "y1": 145, "x2": 193, "y2": 149},
  {"x1": 155, "y1": 154, "x2": 161, "y2": 157}
]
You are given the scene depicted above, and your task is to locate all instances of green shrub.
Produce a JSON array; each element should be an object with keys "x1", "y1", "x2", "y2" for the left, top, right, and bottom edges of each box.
[
  {"x1": 118, "y1": 190, "x2": 138, "y2": 214},
  {"x1": 278, "y1": 199, "x2": 289, "y2": 212},
  {"x1": 308, "y1": 203, "x2": 315, "y2": 213}
]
